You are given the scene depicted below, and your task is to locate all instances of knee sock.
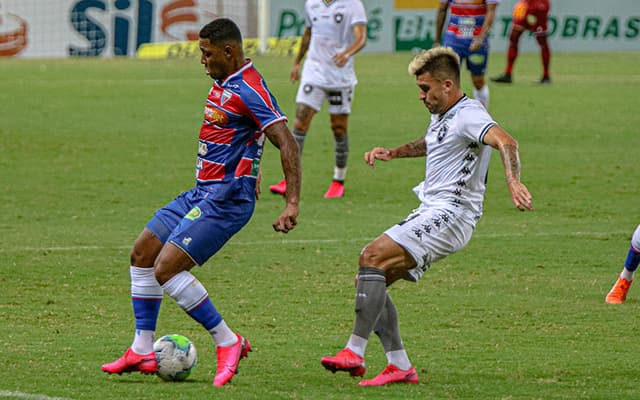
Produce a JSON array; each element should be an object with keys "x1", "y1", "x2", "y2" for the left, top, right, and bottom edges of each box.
[
  {"x1": 333, "y1": 135, "x2": 349, "y2": 181},
  {"x1": 161, "y1": 271, "x2": 236, "y2": 347},
  {"x1": 506, "y1": 29, "x2": 523, "y2": 75},
  {"x1": 536, "y1": 35, "x2": 551, "y2": 78},
  {"x1": 130, "y1": 266, "x2": 163, "y2": 354},
  {"x1": 292, "y1": 129, "x2": 307, "y2": 156},
  {"x1": 473, "y1": 85, "x2": 489, "y2": 110},
  {"x1": 621, "y1": 225, "x2": 640, "y2": 281},
  {"x1": 346, "y1": 267, "x2": 387, "y2": 357},
  {"x1": 374, "y1": 293, "x2": 411, "y2": 370}
]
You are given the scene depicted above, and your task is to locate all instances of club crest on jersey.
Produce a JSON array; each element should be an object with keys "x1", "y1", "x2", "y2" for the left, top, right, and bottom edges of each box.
[
  {"x1": 221, "y1": 89, "x2": 233, "y2": 105},
  {"x1": 437, "y1": 124, "x2": 448, "y2": 142},
  {"x1": 185, "y1": 206, "x2": 202, "y2": 221},
  {"x1": 334, "y1": 13, "x2": 344, "y2": 23}
]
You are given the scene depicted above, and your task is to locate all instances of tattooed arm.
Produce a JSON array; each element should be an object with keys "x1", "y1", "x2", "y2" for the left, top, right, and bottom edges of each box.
[
  {"x1": 364, "y1": 136, "x2": 427, "y2": 166},
  {"x1": 483, "y1": 125, "x2": 534, "y2": 211}
]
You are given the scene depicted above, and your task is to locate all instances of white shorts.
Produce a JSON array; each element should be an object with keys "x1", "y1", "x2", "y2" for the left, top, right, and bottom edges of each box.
[
  {"x1": 295, "y1": 83, "x2": 354, "y2": 114},
  {"x1": 632, "y1": 224, "x2": 640, "y2": 251},
  {"x1": 384, "y1": 206, "x2": 476, "y2": 282}
]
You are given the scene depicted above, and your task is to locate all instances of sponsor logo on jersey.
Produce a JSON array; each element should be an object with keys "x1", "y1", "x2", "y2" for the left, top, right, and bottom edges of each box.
[
  {"x1": 204, "y1": 105, "x2": 229, "y2": 126},
  {"x1": 182, "y1": 237, "x2": 193, "y2": 246},
  {"x1": 185, "y1": 206, "x2": 202, "y2": 221},
  {"x1": 198, "y1": 141, "x2": 207, "y2": 155}
]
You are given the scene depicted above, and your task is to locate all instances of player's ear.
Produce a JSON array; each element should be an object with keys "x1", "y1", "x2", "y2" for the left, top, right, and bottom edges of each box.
[
  {"x1": 443, "y1": 79, "x2": 454, "y2": 93},
  {"x1": 224, "y1": 43, "x2": 235, "y2": 58}
]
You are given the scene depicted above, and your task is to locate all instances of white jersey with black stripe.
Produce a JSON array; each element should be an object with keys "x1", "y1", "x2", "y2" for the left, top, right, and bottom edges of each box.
[{"x1": 413, "y1": 95, "x2": 496, "y2": 218}]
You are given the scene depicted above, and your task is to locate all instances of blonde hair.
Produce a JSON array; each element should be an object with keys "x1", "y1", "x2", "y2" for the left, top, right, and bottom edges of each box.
[{"x1": 408, "y1": 47, "x2": 461, "y2": 85}]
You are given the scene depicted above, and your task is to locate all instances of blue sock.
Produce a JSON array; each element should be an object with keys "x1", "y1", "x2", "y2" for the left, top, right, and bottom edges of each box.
[
  {"x1": 130, "y1": 266, "x2": 163, "y2": 331},
  {"x1": 132, "y1": 299, "x2": 162, "y2": 330},
  {"x1": 625, "y1": 247, "x2": 640, "y2": 272},
  {"x1": 162, "y1": 271, "x2": 222, "y2": 330},
  {"x1": 188, "y1": 297, "x2": 223, "y2": 330}
]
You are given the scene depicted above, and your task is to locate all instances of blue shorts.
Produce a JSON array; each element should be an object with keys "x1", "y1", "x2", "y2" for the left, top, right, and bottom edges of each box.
[
  {"x1": 444, "y1": 40, "x2": 489, "y2": 76},
  {"x1": 146, "y1": 188, "x2": 255, "y2": 265}
]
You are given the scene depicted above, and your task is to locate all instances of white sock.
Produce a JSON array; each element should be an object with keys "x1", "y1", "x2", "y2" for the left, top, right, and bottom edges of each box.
[
  {"x1": 161, "y1": 271, "x2": 204, "y2": 311},
  {"x1": 473, "y1": 85, "x2": 489, "y2": 109},
  {"x1": 386, "y1": 349, "x2": 411, "y2": 370},
  {"x1": 131, "y1": 330, "x2": 155, "y2": 354},
  {"x1": 346, "y1": 334, "x2": 368, "y2": 358},
  {"x1": 209, "y1": 320, "x2": 237, "y2": 347},
  {"x1": 333, "y1": 166, "x2": 347, "y2": 181},
  {"x1": 129, "y1": 266, "x2": 162, "y2": 354},
  {"x1": 621, "y1": 268, "x2": 635, "y2": 281}
]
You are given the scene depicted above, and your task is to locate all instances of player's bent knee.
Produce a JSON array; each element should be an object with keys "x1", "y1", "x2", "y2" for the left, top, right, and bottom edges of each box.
[
  {"x1": 130, "y1": 245, "x2": 157, "y2": 267},
  {"x1": 130, "y1": 231, "x2": 163, "y2": 267},
  {"x1": 359, "y1": 243, "x2": 387, "y2": 268}
]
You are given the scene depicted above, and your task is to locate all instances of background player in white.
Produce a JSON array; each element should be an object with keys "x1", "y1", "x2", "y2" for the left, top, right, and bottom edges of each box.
[
  {"x1": 269, "y1": 0, "x2": 367, "y2": 198},
  {"x1": 321, "y1": 46, "x2": 533, "y2": 386},
  {"x1": 605, "y1": 224, "x2": 640, "y2": 304}
]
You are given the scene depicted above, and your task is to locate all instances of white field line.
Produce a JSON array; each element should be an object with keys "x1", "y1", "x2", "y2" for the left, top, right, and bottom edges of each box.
[
  {"x1": 0, "y1": 390, "x2": 72, "y2": 400},
  {"x1": 0, "y1": 231, "x2": 628, "y2": 254}
]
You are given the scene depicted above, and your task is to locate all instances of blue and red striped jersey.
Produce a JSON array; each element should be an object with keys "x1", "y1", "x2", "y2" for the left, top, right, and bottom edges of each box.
[
  {"x1": 442, "y1": 0, "x2": 500, "y2": 43},
  {"x1": 196, "y1": 60, "x2": 287, "y2": 201}
]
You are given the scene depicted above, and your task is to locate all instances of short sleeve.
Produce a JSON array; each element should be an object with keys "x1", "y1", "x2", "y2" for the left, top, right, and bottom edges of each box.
[
  {"x1": 240, "y1": 77, "x2": 286, "y2": 131},
  {"x1": 350, "y1": 0, "x2": 368, "y2": 26},
  {"x1": 457, "y1": 106, "x2": 496, "y2": 144}
]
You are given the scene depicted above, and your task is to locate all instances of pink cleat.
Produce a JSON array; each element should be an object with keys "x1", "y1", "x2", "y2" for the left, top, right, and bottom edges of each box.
[
  {"x1": 101, "y1": 348, "x2": 157, "y2": 375},
  {"x1": 605, "y1": 277, "x2": 633, "y2": 304},
  {"x1": 321, "y1": 348, "x2": 366, "y2": 377},
  {"x1": 323, "y1": 180, "x2": 344, "y2": 199},
  {"x1": 213, "y1": 334, "x2": 252, "y2": 387},
  {"x1": 359, "y1": 364, "x2": 419, "y2": 386},
  {"x1": 269, "y1": 179, "x2": 287, "y2": 196}
]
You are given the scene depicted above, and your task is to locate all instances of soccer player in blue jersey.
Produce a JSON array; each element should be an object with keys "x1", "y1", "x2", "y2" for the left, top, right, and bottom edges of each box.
[
  {"x1": 321, "y1": 46, "x2": 532, "y2": 386},
  {"x1": 605, "y1": 225, "x2": 640, "y2": 304},
  {"x1": 434, "y1": 0, "x2": 499, "y2": 109},
  {"x1": 101, "y1": 18, "x2": 301, "y2": 387}
]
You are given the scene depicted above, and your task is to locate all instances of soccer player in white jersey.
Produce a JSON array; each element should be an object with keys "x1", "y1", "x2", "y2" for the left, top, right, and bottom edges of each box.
[
  {"x1": 269, "y1": 0, "x2": 367, "y2": 198},
  {"x1": 321, "y1": 46, "x2": 533, "y2": 386},
  {"x1": 605, "y1": 224, "x2": 640, "y2": 304}
]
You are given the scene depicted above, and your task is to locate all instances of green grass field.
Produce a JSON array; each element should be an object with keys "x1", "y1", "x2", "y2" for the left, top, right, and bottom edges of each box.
[{"x1": 1, "y1": 50, "x2": 639, "y2": 400}]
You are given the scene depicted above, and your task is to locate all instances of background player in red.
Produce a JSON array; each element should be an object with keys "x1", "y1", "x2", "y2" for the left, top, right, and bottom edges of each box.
[
  {"x1": 491, "y1": 0, "x2": 551, "y2": 84},
  {"x1": 101, "y1": 18, "x2": 301, "y2": 387}
]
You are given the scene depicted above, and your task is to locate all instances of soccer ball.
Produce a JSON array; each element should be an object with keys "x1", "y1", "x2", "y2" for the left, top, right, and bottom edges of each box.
[{"x1": 153, "y1": 334, "x2": 197, "y2": 381}]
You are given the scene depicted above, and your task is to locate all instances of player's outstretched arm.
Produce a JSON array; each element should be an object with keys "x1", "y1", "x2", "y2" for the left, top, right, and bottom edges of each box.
[
  {"x1": 264, "y1": 121, "x2": 301, "y2": 232},
  {"x1": 364, "y1": 137, "x2": 427, "y2": 167},
  {"x1": 483, "y1": 125, "x2": 533, "y2": 211}
]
